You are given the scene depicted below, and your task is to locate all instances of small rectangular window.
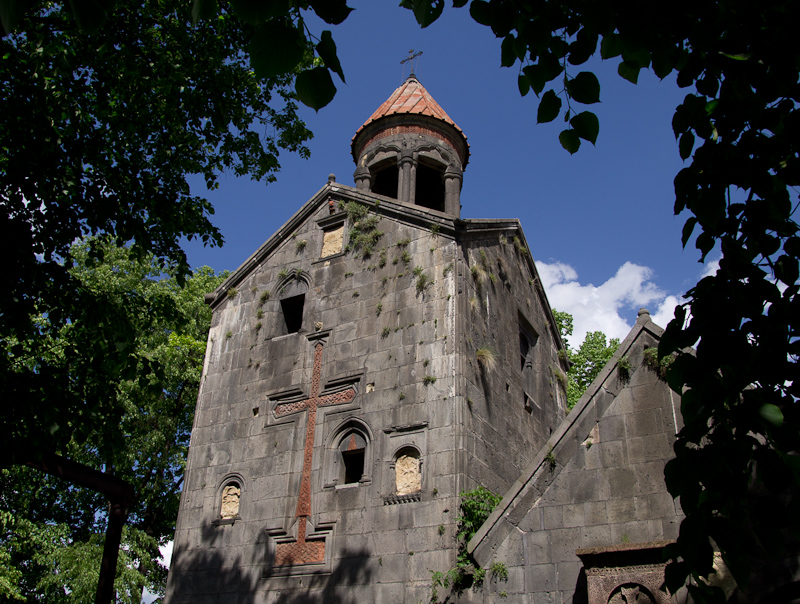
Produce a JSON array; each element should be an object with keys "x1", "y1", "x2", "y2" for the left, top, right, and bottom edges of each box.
[{"x1": 280, "y1": 294, "x2": 305, "y2": 334}]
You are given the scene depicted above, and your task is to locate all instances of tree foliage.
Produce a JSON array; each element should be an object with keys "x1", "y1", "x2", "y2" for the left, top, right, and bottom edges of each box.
[
  {"x1": 0, "y1": 239, "x2": 226, "y2": 602},
  {"x1": 0, "y1": 0, "x2": 310, "y2": 464},
  {"x1": 430, "y1": 486, "x2": 502, "y2": 602},
  {"x1": 554, "y1": 310, "x2": 620, "y2": 409}
]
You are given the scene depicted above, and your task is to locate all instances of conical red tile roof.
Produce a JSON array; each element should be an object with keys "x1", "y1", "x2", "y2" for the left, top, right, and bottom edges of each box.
[{"x1": 352, "y1": 75, "x2": 469, "y2": 165}]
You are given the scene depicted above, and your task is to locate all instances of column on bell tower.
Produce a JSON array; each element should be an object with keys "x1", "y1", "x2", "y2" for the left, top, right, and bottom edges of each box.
[{"x1": 351, "y1": 74, "x2": 469, "y2": 219}]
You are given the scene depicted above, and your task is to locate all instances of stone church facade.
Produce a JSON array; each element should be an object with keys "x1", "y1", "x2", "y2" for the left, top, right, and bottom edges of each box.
[{"x1": 165, "y1": 76, "x2": 690, "y2": 604}]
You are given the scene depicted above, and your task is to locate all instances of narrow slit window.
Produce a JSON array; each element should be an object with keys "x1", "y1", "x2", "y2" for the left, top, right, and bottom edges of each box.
[{"x1": 280, "y1": 294, "x2": 304, "y2": 334}]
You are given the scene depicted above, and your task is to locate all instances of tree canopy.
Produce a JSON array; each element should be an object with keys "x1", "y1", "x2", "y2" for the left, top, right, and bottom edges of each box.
[
  {"x1": 553, "y1": 310, "x2": 620, "y2": 410},
  {"x1": 0, "y1": 239, "x2": 226, "y2": 602},
  {"x1": 0, "y1": 0, "x2": 311, "y2": 464}
]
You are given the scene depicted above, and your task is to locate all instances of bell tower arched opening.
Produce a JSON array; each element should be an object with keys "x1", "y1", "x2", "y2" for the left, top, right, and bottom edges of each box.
[
  {"x1": 414, "y1": 160, "x2": 446, "y2": 213},
  {"x1": 371, "y1": 159, "x2": 398, "y2": 199}
]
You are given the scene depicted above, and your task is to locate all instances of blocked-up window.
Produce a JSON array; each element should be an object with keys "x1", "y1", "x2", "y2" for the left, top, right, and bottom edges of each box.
[
  {"x1": 320, "y1": 225, "x2": 344, "y2": 258},
  {"x1": 220, "y1": 482, "x2": 241, "y2": 519},
  {"x1": 394, "y1": 448, "x2": 422, "y2": 495}
]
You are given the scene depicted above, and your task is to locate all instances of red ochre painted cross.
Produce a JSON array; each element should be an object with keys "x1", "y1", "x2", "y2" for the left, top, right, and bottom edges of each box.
[{"x1": 273, "y1": 341, "x2": 355, "y2": 566}]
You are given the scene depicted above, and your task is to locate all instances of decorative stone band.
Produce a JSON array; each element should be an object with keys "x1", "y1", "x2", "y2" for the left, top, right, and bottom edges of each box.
[
  {"x1": 383, "y1": 493, "x2": 422, "y2": 505},
  {"x1": 274, "y1": 389, "x2": 355, "y2": 417},
  {"x1": 274, "y1": 517, "x2": 326, "y2": 566},
  {"x1": 358, "y1": 124, "x2": 466, "y2": 166},
  {"x1": 271, "y1": 341, "x2": 357, "y2": 567}
]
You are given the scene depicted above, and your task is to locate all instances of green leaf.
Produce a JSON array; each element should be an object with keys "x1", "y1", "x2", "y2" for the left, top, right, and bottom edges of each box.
[
  {"x1": 570, "y1": 111, "x2": 599, "y2": 145},
  {"x1": 566, "y1": 71, "x2": 600, "y2": 104},
  {"x1": 681, "y1": 217, "x2": 697, "y2": 247},
  {"x1": 651, "y1": 48, "x2": 676, "y2": 79},
  {"x1": 513, "y1": 33, "x2": 528, "y2": 60},
  {"x1": 600, "y1": 33, "x2": 623, "y2": 59},
  {"x1": 191, "y1": 0, "x2": 217, "y2": 25},
  {"x1": 760, "y1": 404, "x2": 784, "y2": 427},
  {"x1": 775, "y1": 255, "x2": 799, "y2": 286},
  {"x1": 518, "y1": 73, "x2": 530, "y2": 97},
  {"x1": 559, "y1": 129, "x2": 581, "y2": 154},
  {"x1": 309, "y1": 0, "x2": 353, "y2": 25},
  {"x1": 618, "y1": 60, "x2": 640, "y2": 84},
  {"x1": 537, "y1": 90, "x2": 562, "y2": 123},
  {"x1": 501, "y1": 35, "x2": 516, "y2": 67},
  {"x1": 249, "y1": 21, "x2": 306, "y2": 80},
  {"x1": 622, "y1": 47, "x2": 650, "y2": 68},
  {"x1": 469, "y1": 0, "x2": 491, "y2": 26},
  {"x1": 679, "y1": 131, "x2": 694, "y2": 160},
  {"x1": 409, "y1": 0, "x2": 443, "y2": 28},
  {"x1": 784, "y1": 237, "x2": 800, "y2": 258},
  {"x1": 567, "y1": 28, "x2": 598, "y2": 66},
  {"x1": 295, "y1": 67, "x2": 337, "y2": 111},
  {"x1": 317, "y1": 31, "x2": 345, "y2": 83}
]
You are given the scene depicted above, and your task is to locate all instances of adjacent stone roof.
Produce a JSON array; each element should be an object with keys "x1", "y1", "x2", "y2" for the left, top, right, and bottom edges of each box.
[{"x1": 351, "y1": 74, "x2": 469, "y2": 164}]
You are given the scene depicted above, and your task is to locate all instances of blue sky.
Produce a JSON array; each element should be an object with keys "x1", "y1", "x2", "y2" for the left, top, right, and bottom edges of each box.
[{"x1": 183, "y1": 2, "x2": 717, "y2": 346}]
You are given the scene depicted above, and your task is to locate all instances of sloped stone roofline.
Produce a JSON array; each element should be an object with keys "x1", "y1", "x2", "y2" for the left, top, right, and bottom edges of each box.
[
  {"x1": 205, "y1": 183, "x2": 459, "y2": 309},
  {"x1": 351, "y1": 74, "x2": 470, "y2": 166},
  {"x1": 467, "y1": 311, "x2": 671, "y2": 566}
]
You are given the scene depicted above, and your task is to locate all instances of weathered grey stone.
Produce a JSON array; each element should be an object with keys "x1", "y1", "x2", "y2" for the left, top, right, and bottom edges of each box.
[{"x1": 166, "y1": 79, "x2": 699, "y2": 604}]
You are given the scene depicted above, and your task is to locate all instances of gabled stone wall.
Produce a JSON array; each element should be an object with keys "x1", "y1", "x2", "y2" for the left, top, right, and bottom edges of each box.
[{"x1": 466, "y1": 315, "x2": 683, "y2": 604}]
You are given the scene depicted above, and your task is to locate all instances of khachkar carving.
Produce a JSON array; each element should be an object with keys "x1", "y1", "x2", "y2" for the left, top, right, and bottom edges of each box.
[
  {"x1": 608, "y1": 583, "x2": 655, "y2": 604},
  {"x1": 273, "y1": 341, "x2": 355, "y2": 566},
  {"x1": 576, "y1": 541, "x2": 676, "y2": 604}
]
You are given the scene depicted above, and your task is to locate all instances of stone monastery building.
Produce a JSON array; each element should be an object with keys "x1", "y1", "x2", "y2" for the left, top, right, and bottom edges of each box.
[{"x1": 165, "y1": 75, "x2": 693, "y2": 604}]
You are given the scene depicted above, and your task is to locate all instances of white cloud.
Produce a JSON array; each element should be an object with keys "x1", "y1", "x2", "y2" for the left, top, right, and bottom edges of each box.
[
  {"x1": 699, "y1": 257, "x2": 720, "y2": 279},
  {"x1": 160, "y1": 541, "x2": 174, "y2": 568},
  {"x1": 537, "y1": 257, "x2": 722, "y2": 347},
  {"x1": 537, "y1": 260, "x2": 671, "y2": 346},
  {"x1": 650, "y1": 295, "x2": 681, "y2": 330}
]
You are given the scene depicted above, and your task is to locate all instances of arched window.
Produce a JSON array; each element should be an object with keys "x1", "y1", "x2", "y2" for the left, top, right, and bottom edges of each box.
[
  {"x1": 339, "y1": 431, "x2": 367, "y2": 484},
  {"x1": 324, "y1": 420, "x2": 373, "y2": 489},
  {"x1": 275, "y1": 272, "x2": 310, "y2": 336},
  {"x1": 371, "y1": 158, "x2": 398, "y2": 199},
  {"x1": 414, "y1": 159, "x2": 445, "y2": 212},
  {"x1": 214, "y1": 473, "x2": 245, "y2": 524},
  {"x1": 394, "y1": 447, "x2": 422, "y2": 495}
]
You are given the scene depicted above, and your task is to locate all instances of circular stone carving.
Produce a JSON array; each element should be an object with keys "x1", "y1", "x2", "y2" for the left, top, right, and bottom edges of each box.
[{"x1": 608, "y1": 583, "x2": 655, "y2": 604}]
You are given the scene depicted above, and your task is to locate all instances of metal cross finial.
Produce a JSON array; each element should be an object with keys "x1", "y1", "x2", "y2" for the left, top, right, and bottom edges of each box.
[{"x1": 401, "y1": 49, "x2": 423, "y2": 78}]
